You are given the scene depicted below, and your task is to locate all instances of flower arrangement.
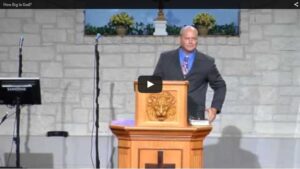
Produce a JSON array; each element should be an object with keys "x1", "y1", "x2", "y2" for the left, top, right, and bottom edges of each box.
[
  {"x1": 109, "y1": 12, "x2": 134, "y2": 27},
  {"x1": 193, "y1": 13, "x2": 216, "y2": 29}
]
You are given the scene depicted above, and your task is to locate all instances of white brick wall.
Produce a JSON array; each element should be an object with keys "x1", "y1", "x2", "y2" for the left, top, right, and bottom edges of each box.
[{"x1": 0, "y1": 9, "x2": 299, "y2": 138}]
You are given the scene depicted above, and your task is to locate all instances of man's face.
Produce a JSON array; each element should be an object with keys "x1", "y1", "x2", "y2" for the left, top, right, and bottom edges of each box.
[{"x1": 180, "y1": 28, "x2": 198, "y2": 53}]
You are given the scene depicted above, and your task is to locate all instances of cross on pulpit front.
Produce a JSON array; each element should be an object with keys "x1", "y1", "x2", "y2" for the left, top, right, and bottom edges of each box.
[{"x1": 145, "y1": 151, "x2": 176, "y2": 169}]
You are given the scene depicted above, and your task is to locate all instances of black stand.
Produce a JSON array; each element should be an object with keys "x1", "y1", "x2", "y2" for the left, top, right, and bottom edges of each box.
[
  {"x1": 15, "y1": 37, "x2": 24, "y2": 168},
  {"x1": 94, "y1": 34, "x2": 101, "y2": 169},
  {"x1": 15, "y1": 98, "x2": 21, "y2": 168},
  {"x1": 18, "y1": 37, "x2": 23, "y2": 78}
]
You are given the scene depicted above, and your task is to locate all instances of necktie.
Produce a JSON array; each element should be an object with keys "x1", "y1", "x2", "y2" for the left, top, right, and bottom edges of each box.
[{"x1": 182, "y1": 55, "x2": 189, "y2": 77}]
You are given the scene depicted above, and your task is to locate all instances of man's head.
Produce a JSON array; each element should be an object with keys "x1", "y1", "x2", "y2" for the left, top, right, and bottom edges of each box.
[{"x1": 179, "y1": 25, "x2": 198, "y2": 54}]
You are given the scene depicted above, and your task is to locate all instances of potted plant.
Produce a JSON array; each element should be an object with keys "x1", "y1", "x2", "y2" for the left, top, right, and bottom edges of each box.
[
  {"x1": 193, "y1": 13, "x2": 216, "y2": 36},
  {"x1": 109, "y1": 12, "x2": 134, "y2": 36}
]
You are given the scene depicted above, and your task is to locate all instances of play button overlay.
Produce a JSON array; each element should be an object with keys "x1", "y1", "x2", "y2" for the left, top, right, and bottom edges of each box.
[
  {"x1": 138, "y1": 76, "x2": 162, "y2": 93},
  {"x1": 147, "y1": 81, "x2": 154, "y2": 88}
]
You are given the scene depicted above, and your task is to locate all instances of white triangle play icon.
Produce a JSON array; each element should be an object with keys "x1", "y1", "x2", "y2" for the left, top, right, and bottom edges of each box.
[{"x1": 147, "y1": 81, "x2": 154, "y2": 88}]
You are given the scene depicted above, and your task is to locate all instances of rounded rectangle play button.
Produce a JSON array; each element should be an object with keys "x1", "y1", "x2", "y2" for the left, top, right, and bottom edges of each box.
[{"x1": 138, "y1": 76, "x2": 162, "y2": 93}]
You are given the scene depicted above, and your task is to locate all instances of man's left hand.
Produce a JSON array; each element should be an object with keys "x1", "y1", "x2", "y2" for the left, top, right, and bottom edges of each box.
[{"x1": 206, "y1": 107, "x2": 217, "y2": 123}]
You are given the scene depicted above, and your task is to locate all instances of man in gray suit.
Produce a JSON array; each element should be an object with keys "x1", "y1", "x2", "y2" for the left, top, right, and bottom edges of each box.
[{"x1": 153, "y1": 25, "x2": 226, "y2": 123}]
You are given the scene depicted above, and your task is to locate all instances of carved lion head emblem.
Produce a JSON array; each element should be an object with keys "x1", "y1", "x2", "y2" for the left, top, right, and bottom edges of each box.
[{"x1": 146, "y1": 91, "x2": 176, "y2": 121}]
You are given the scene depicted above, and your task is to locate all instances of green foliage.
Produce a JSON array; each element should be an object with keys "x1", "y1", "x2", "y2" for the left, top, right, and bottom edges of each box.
[
  {"x1": 166, "y1": 24, "x2": 181, "y2": 35},
  {"x1": 193, "y1": 13, "x2": 216, "y2": 29},
  {"x1": 85, "y1": 22, "x2": 155, "y2": 36},
  {"x1": 109, "y1": 12, "x2": 134, "y2": 27},
  {"x1": 209, "y1": 22, "x2": 237, "y2": 36},
  {"x1": 128, "y1": 22, "x2": 155, "y2": 35},
  {"x1": 85, "y1": 23, "x2": 238, "y2": 36},
  {"x1": 85, "y1": 24, "x2": 116, "y2": 35}
]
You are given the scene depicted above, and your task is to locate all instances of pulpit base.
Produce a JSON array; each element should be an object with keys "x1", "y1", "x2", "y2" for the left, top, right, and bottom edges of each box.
[{"x1": 110, "y1": 120, "x2": 212, "y2": 168}]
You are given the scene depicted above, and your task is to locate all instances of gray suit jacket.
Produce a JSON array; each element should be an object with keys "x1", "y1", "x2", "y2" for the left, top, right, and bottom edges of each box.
[{"x1": 153, "y1": 48, "x2": 226, "y2": 119}]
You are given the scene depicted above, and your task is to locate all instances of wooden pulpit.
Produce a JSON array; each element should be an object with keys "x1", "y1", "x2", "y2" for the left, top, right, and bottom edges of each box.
[{"x1": 110, "y1": 81, "x2": 212, "y2": 168}]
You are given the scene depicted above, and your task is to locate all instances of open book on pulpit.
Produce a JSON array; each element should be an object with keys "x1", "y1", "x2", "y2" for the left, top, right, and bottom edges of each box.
[{"x1": 189, "y1": 119, "x2": 210, "y2": 126}]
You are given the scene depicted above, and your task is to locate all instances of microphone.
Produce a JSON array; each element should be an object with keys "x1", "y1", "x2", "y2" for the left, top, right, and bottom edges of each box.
[
  {"x1": 19, "y1": 36, "x2": 24, "y2": 49},
  {"x1": 95, "y1": 33, "x2": 101, "y2": 43},
  {"x1": 0, "y1": 112, "x2": 8, "y2": 125}
]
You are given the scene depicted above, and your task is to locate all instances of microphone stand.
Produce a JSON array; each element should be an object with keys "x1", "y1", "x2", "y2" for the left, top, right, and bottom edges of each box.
[
  {"x1": 15, "y1": 36, "x2": 24, "y2": 168},
  {"x1": 18, "y1": 37, "x2": 23, "y2": 77},
  {"x1": 94, "y1": 34, "x2": 101, "y2": 169}
]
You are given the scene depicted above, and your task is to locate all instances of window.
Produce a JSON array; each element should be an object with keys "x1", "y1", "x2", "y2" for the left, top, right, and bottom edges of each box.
[{"x1": 85, "y1": 9, "x2": 240, "y2": 36}]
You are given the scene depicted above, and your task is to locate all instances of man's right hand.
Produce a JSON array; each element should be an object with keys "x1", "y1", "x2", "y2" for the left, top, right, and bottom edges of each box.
[{"x1": 206, "y1": 107, "x2": 217, "y2": 123}]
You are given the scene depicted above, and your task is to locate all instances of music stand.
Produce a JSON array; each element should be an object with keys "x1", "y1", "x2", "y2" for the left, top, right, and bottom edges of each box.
[{"x1": 0, "y1": 77, "x2": 41, "y2": 168}]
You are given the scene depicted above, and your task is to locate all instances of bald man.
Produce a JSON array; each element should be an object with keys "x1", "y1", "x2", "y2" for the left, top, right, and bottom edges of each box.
[{"x1": 153, "y1": 26, "x2": 226, "y2": 123}]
